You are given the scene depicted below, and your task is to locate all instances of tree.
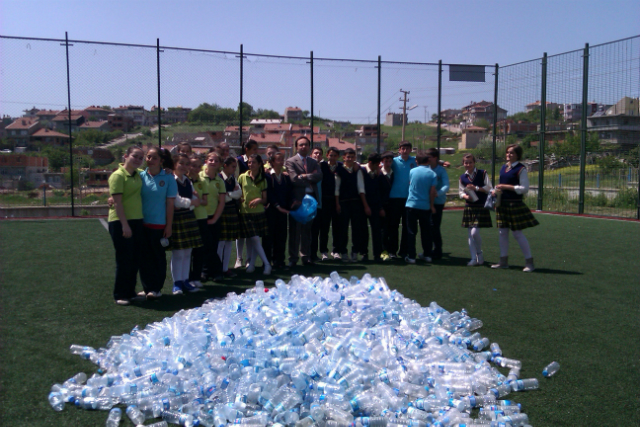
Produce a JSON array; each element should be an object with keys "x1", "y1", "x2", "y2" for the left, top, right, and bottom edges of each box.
[
  {"x1": 475, "y1": 119, "x2": 490, "y2": 129},
  {"x1": 43, "y1": 147, "x2": 67, "y2": 171},
  {"x1": 431, "y1": 113, "x2": 438, "y2": 122}
]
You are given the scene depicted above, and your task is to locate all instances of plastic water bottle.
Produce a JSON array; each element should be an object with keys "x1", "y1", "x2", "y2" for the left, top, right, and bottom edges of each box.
[
  {"x1": 48, "y1": 392, "x2": 65, "y2": 411},
  {"x1": 106, "y1": 407, "x2": 122, "y2": 427},
  {"x1": 126, "y1": 405, "x2": 146, "y2": 425},
  {"x1": 489, "y1": 343, "x2": 502, "y2": 357},
  {"x1": 511, "y1": 378, "x2": 539, "y2": 392},
  {"x1": 542, "y1": 361, "x2": 560, "y2": 377}
]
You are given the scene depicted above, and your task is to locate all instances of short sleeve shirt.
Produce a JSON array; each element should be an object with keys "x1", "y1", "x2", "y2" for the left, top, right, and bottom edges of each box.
[
  {"x1": 191, "y1": 175, "x2": 210, "y2": 220},
  {"x1": 406, "y1": 166, "x2": 437, "y2": 210},
  {"x1": 389, "y1": 155, "x2": 417, "y2": 199},
  {"x1": 139, "y1": 169, "x2": 177, "y2": 226},
  {"x1": 201, "y1": 170, "x2": 226, "y2": 217},
  {"x1": 108, "y1": 164, "x2": 143, "y2": 222},
  {"x1": 237, "y1": 172, "x2": 268, "y2": 214}
]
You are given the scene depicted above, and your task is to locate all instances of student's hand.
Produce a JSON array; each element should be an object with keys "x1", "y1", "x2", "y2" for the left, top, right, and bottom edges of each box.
[
  {"x1": 249, "y1": 198, "x2": 262, "y2": 208},
  {"x1": 122, "y1": 224, "x2": 132, "y2": 238},
  {"x1": 431, "y1": 206, "x2": 436, "y2": 214},
  {"x1": 191, "y1": 198, "x2": 201, "y2": 207},
  {"x1": 163, "y1": 225, "x2": 172, "y2": 239},
  {"x1": 353, "y1": 163, "x2": 360, "y2": 171},
  {"x1": 364, "y1": 206, "x2": 371, "y2": 217},
  {"x1": 466, "y1": 184, "x2": 476, "y2": 190},
  {"x1": 379, "y1": 208, "x2": 386, "y2": 218},
  {"x1": 462, "y1": 194, "x2": 470, "y2": 200},
  {"x1": 107, "y1": 196, "x2": 115, "y2": 208},
  {"x1": 207, "y1": 217, "x2": 217, "y2": 225},
  {"x1": 290, "y1": 200, "x2": 301, "y2": 211},
  {"x1": 443, "y1": 161, "x2": 451, "y2": 168},
  {"x1": 277, "y1": 206, "x2": 289, "y2": 214},
  {"x1": 336, "y1": 203, "x2": 341, "y2": 214}
]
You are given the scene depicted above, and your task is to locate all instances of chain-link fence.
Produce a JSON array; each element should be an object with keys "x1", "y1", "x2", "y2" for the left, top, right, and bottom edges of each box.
[{"x1": 1, "y1": 34, "x2": 638, "y2": 219}]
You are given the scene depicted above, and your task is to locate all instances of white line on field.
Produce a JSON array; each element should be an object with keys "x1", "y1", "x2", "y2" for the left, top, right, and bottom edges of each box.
[{"x1": 99, "y1": 218, "x2": 109, "y2": 231}]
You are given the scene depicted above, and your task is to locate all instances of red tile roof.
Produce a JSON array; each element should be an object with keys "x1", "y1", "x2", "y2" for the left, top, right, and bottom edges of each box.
[
  {"x1": 32, "y1": 128, "x2": 70, "y2": 138},
  {"x1": 328, "y1": 137, "x2": 355, "y2": 151},
  {"x1": 264, "y1": 123, "x2": 292, "y2": 132},
  {"x1": 249, "y1": 133, "x2": 284, "y2": 144},
  {"x1": 285, "y1": 107, "x2": 302, "y2": 111},
  {"x1": 36, "y1": 109, "x2": 61, "y2": 116},
  {"x1": 80, "y1": 121, "x2": 110, "y2": 129},
  {"x1": 6, "y1": 118, "x2": 39, "y2": 130}
]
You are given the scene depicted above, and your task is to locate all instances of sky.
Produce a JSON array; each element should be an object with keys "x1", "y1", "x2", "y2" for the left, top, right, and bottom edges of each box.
[{"x1": 1, "y1": 0, "x2": 639, "y2": 122}]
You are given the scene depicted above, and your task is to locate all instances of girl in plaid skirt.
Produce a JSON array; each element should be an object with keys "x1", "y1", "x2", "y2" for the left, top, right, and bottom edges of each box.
[
  {"x1": 459, "y1": 154, "x2": 493, "y2": 266},
  {"x1": 170, "y1": 153, "x2": 203, "y2": 294},
  {"x1": 217, "y1": 157, "x2": 242, "y2": 278},
  {"x1": 491, "y1": 144, "x2": 539, "y2": 272},
  {"x1": 238, "y1": 154, "x2": 272, "y2": 275}
]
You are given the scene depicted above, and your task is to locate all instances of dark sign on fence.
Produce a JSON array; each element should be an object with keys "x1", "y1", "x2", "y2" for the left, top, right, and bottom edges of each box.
[{"x1": 449, "y1": 64, "x2": 486, "y2": 82}]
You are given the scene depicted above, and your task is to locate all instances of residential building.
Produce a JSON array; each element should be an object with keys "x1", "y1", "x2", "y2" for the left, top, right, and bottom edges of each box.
[
  {"x1": 84, "y1": 106, "x2": 114, "y2": 121},
  {"x1": 384, "y1": 112, "x2": 405, "y2": 126},
  {"x1": 35, "y1": 109, "x2": 61, "y2": 123},
  {"x1": 461, "y1": 101, "x2": 507, "y2": 126},
  {"x1": 148, "y1": 106, "x2": 193, "y2": 124},
  {"x1": 114, "y1": 105, "x2": 147, "y2": 126},
  {"x1": 439, "y1": 109, "x2": 463, "y2": 123},
  {"x1": 22, "y1": 107, "x2": 40, "y2": 117},
  {"x1": 5, "y1": 118, "x2": 42, "y2": 147},
  {"x1": 171, "y1": 132, "x2": 224, "y2": 147},
  {"x1": 324, "y1": 120, "x2": 350, "y2": 129},
  {"x1": 327, "y1": 137, "x2": 356, "y2": 154},
  {"x1": 587, "y1": 97, "x2": 640, "y2": 145},
  {"x1": 31, "y1": 128, "x2": 70, "y2": 147},
  {"x1": 108, "y1": 114, "x2": 134, "y2": 132},
  {"x1": 250, "y1": 119, "x2": 282, "y2": 133},
  {"x1": 458, "y1": 126, "x2": 487, "y2": 150},
  {"x1": 0, "y1": 154, "x2": 49, "y2": 189},
  {"x1": 355, "y1": 125, "x2": 386, "y2": 150},
  {"x1": 79, "y1": 121, "x2": 112, "y2": 132},
  {"x1": 284, "y1": 107, "x2": 303, "y2": 123},
  {"x1": 562, "y1": 102, "x2": 602, "y2": 122},
  {"x1": 497, "y1": 120, "x2": 538, "y2": 137},
  {"x1": 525, "y1": 101, "x2": 560, "y2": 113},
  {"x1": 52, "y1": 110, "x2": 86, "y2": 132},
  {"x1": 224, "y1": 126, "x2": 251, "y2": 145}
]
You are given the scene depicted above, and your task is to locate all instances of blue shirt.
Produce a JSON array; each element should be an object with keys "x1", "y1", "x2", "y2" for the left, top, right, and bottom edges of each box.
[
  {"x1": 428, "y1": 164, "x2": 450, "y2": 205},
  {"x1": 406, "y1": 166, "x2": 437, "y2": 210},
  {"x1": 389, "y1": 155, "x2": 417, "y2": 199},
  {"x1": 140, "y1": 169, "x2": 178, "y2": 226}
]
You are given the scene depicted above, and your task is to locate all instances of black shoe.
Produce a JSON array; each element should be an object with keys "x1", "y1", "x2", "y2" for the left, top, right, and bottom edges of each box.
[{"x1": 303, "y1": 259, "x2": 316, "y2": 266}]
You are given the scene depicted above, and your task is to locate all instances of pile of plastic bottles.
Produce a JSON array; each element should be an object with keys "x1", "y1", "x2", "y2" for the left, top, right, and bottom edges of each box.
[{"x1": 49, "y1": 273, "x2": 551, "y2": 427}]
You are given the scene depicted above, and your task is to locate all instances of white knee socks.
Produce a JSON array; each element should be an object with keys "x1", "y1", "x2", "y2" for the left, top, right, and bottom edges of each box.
[
  {"x1": 171, "y1": 248, "x2": 192, "y2": 283},
  {"x1": 468, "y1": 227, "x2": 482, "y2": 259},
  {"x1": 248, "y1": 236, "x2": 270, "y2": 268},
  {"x1": 498, "y1": 228, "x2": 532, "y2": 259}
]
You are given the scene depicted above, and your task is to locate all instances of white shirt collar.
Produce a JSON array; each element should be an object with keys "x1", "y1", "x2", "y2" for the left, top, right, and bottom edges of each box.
[{"x1": 465, "y1": 167, "x2": 478, "y2": 176}]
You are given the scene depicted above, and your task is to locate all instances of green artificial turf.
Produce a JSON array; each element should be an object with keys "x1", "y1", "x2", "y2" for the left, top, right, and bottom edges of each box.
[{"x1": 0, "y1": 213, "x2": 638, "y2": 426}]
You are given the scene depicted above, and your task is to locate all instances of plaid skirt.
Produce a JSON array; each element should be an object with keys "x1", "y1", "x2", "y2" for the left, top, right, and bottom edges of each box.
[
  {"x1": 220, "y1": 203, "x2": 240, "y2": 241},
  {"x1": 496, "y1": 199, "x2": 539, "y2": 230},
  {"x1": 240, "y1": 211, "x2": 268, "y2": 238},
  {"x1": 462, "y1": 206, "x2": 493, "y2": 228},
  {"x1": 170, "y1": 209, "x2": 203, "y2": 250}
]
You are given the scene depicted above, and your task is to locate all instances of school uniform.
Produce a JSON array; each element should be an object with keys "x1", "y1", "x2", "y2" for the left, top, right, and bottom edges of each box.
[
  {"x1": 199, "y1": 171, "x2": 226, "y2": 280},
  {"x1": 405, "y1": 165, "x2": 437, "y2": 260},
  {"x1": 108, "y1": 164, "x2": 144, "y2": 301},
  {"x1": 237, "y1": 171, "x2": 268, "y2": 238},
  {"x1": 334, "y1": 165, "x2": 367, "y2": 258},
  {"x1": 361, "y1": 165, "x2": 384, "y2": 261},
  {"x1": 380, "y1": 168, "x2": 394, "y2": 255},
  {"x1": 318, "y1": 161, "x2": 343, "y2": 257},
  {"x1": 236, "y1": 154, "x2": 249, "y2": 176},
  {"x1": 460, "y1": 168, "x2": 493, "y2": 228},
  {"x1": 496, "y1": 162, "x2": 539, "y2": 230},
  {"x1": 219, "y1": 172, "x2": 241, "y2": 242},
  {"x1": 171, "y1": 176, "x2": 203, "y2": 250},
  {"x1": 388, "y1": 155, "x2": 417, "y2": 257},
  {"x1": 428, "y1": 164, "x2": 450, "y2": 259},
  {"x1": 264, "y1": 170, "x2": 293, "y2": 268},
  {"x1": 139, "y1": 169, "x2": 177, "y2": 294},
  {"x1": 189, "y1": 174, "x2": 211, "y2": 284}
]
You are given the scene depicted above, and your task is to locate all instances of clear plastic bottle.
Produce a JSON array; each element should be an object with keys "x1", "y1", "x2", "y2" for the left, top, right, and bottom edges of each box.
[
  {"x1": 126, "y1": 405, "x2": 146, "y2": 425},
  {"x1": 489, "y1": 343, "x2": 502, "y2": 357},
  {"x1": 48, "y1": 392, "x2": 65, "y2": 411},
  {"x1": 106, "y1": 407, "x2": 122, "y2": 427},
  {"x1": 542, "y1": 361, "x2": 560, "y2": 377},
  {"x1": 511, "y1": 378, "x2": 539, "y2": 392},
  {"x1": 162, "y1": 410, "x2": 196, "y2": 426}
]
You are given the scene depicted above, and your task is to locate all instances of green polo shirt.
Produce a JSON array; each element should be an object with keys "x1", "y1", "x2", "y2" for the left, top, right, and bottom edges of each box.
[
  {"x1": 108, "y1": 164, "x2": 143, "y2": 222},
  {"x1": 191, "y1": 175, "x2": 210, "y2": 220},
  {"x1": 237, "y1": 171, "x2": 267, "y2": 214},
  {"x1": 201, "y1": 170, "x2": 226, "y2": 217}
]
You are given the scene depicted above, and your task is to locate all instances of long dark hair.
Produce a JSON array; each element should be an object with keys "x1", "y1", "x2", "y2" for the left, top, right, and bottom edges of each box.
[
  {"x1": 147, "y1": 146, "x2": 174, "y2": 170},
  {"x1": 248, "y1": 154, "x2": 265, "y2": 185}
]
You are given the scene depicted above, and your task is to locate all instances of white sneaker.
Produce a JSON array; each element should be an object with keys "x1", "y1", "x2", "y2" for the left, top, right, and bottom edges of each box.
[
  {"x1": 332, "y1": 252, "x2": 342, "y2": 260},
  {"x1": 404, "y1": 256, "x2": 416, "y2": 264},
  {"x1": 192, "y1": 280, "x2": 204, "y2": 288},
  {"x1": 321, "y1": 253, "x2": 329, "y2": 261},
  {"x1": 245, "y1": 260, "x2": 252, "y2": 269},
  {"x1": 146, "y1": 291, "x2": 162, "y2": 299},
  {"x1": 417, "y1": 253, "x2": 432, "y2": 262},
  {"x1": 477, "y1": 252, "x2": 484, "y2": 265},
  {"x1": 263, "y1": 264, "x2": 272, "y2": 275},
  {"x1": 234, "y1": 258, "x2": 243, "y2": 269},
  {"x1": 467, "y1": 259, "x2": 480, "y2": 266}
]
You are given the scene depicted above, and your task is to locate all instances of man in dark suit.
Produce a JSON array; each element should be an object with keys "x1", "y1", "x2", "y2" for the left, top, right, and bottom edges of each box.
[{"x1": 285, "y1": 136, "x2": 323, "y2": 266}]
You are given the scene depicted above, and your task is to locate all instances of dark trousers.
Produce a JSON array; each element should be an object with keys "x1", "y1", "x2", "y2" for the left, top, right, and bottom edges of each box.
[
  {"x1": 406, "y1": 207, "x2": 432, "y2": 259},
  {"x1": 387, "y1": 198, "x2": 409, "y2": 256},
  {"x1": 207, "y1": 220, "x2": 223, "y2": 277},
  {"x1": 140, "y1": 226, "x2": 167, "y2": 293},
  {"x1": 336, "y1": 199, "x2": 366, "y2": 255},
  {"x1": 191, "y1": 218, "x2": 222, "y2": 281},
  {"x1": 362, "y1": 205, "x2": 383, "y2": 259},
  {"x1": 431, "y1": 204, "x2": 444, "y2": 258},
  {"x1": 310, "y1": 207, "x2": 322, "y2": 260},
  {"x1": 381, "y1": 203, "x2": 391, "y2": 253},
  {"x1": 108, "y1": 219, "x2": 143, "y2": 301},
  {"x1": 319, "y1": 196, "x2": 339, "y2": 254},
  {"x1": 265, "y1": 206, "x2": 288, "y2": 267},
  {"x1": 289, "y1": 215, "x2": 313, "y2": 264}
]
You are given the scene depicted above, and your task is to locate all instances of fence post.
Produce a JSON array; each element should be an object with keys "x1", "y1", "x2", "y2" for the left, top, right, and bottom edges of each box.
[
  {"x1": 579, "y1": 43, "x2": 589, "y2": 214},
  {"x1": 437, "y1": 60, "x2": 442, "y2": 151},
  {"x1": 491, "y1": 63, "x2": 499, "y2": 186},
  {"x1": 538, "y1": 53, "x2": 547, "y2": 211},
  {"x1": 239, "y1": 44, "x2": 243, "y2": 149},
  {"x1": 310, "y1": 51, "x2": 314, "y2": 148},
  {"x1": 377, "y1": 55, "x2": 381, "y2": 153},
  {"x1": 157, "y1": 38, "x2": 162, "y2": 147},
  {"x1": 64, "y1": 31, "x2": 75, "y2": 217}
]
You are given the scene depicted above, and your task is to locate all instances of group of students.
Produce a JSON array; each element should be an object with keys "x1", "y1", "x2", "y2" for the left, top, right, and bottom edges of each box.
[{"x1": 107, "y1": 137, "x2": 538, "y2": 306}]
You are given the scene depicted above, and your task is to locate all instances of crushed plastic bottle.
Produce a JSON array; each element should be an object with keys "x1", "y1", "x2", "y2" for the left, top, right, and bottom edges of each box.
[{"x1": 49, "y1": 273, "x2": 546, "y2": 426}]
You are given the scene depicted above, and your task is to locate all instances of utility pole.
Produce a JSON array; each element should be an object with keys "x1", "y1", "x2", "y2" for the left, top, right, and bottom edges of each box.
[
  {"x1": 400, "y1": 89, "x2": 410, "y2": 141},
  {"x1": 423, "y1": 106, "x2": 427, "y2": 124}
]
